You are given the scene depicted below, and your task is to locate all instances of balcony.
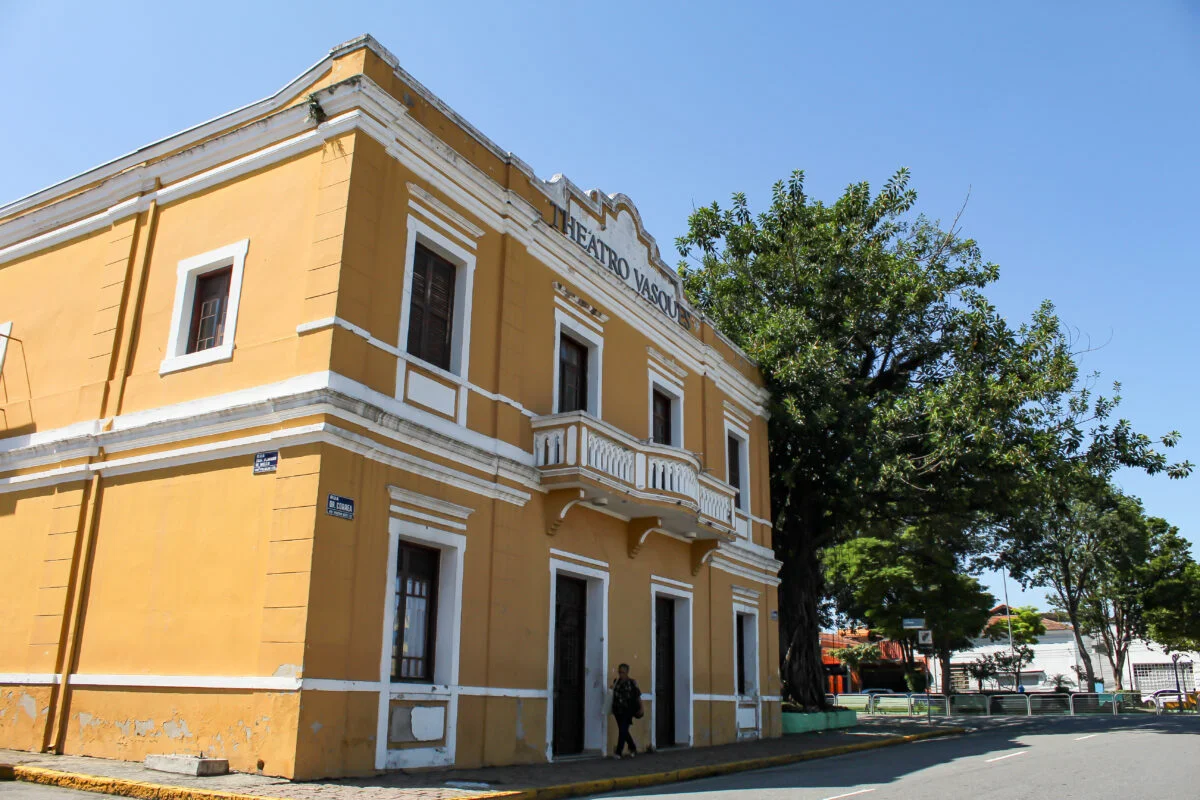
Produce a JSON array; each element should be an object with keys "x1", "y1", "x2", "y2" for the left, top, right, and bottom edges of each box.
[{"x1": 532, "y1": 412, "x2": 739, "y2": 564}]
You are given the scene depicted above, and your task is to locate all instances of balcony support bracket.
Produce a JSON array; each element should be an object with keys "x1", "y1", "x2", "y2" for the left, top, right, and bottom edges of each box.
[
  {"x1": 690, "y1": 540, "x2": 720, "y2": 575},
  {"x1": 626, "y1": 517, "x2": 664, "y2": 559},
  {"x1": 545, "y1": 488, "x2": 586, "y2": 536}
]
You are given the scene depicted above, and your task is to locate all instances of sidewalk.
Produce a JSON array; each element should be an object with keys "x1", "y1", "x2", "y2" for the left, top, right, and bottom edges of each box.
[{"x1": 1, "y1": 719, "x2": 964, "y2": 800}]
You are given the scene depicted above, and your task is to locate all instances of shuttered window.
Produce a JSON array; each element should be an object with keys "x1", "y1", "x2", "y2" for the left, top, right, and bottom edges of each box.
[
  {"x1": 558, "y1": 334, "x2": 589, "y2": 413},
  {"x1": 652, "y1": 389, "x2": 673, "y2": 445},
  {"x1": 186, "y1": 267, "x2": 232, "y2": 354},
  {"x1": 407, "y1": 244, "x2": 457, "y2": 371},
  {"x1": 392, "y1": 542, "x2": 440, "y2": 682},
  {"x1": 727, "y1": 434, "x2": 743, "y2": 509}
]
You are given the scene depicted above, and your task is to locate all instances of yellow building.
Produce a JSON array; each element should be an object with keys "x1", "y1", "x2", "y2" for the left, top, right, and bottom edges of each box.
[{"x1": 0, "y1": 36, "x2": 781, "y2": 779}]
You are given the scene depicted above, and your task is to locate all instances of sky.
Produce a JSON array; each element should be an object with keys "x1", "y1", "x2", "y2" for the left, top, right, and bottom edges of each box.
[{"x1": 2, "y1": 1, "x2": 1197, "y2": 609}]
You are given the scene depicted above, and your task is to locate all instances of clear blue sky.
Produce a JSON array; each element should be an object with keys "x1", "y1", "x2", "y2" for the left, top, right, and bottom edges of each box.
[{"x1": 3, "y1": 2, "x2": 1197, "y2": 608}]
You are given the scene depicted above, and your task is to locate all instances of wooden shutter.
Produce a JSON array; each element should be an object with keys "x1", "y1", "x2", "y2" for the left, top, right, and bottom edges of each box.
[
  {"x1": 558, "y1": 335, "x2": 589, "y2": 413},
  {"x1": 727, "y1": 434, "x2": 742, "y2": 509},
  {"x1": 652, "y1": 390, "x2": 673, "y2": 445},
  {"x1": 407, "y1": 244, "x2": 457, "y2": 371}
]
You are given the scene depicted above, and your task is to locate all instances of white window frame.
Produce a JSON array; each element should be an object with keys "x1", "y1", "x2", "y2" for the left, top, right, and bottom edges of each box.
[
  {"x1": 546, "y1": 556, "x2": 609, "y2": 760},
  {"x1": 724, "y1": 422, "x2": 751, "y2": 514},
  {"x1": 376, "y1": 518, "x2": 467, "y2": 770},
  {"x1": 396, "y1": 215, "x2": 476, "y2": 391},
  {"x1": 160, "y1": 239, "x2": 249, "y2": 375},
  {"x1": 733, "y1": 603, "x2": 760, "y2": 699},
  {"x1": 650, "y1": 580, "x2": 694, "y2": 748},
  {"x1": 0, "y1": 321, "x2": 11, "y2": 379},
  {"x1": 647, "y1": 368, "x2": 684, "y2": 448},
  {"x1": 552, "y1": 308, "x2": 603, "y2": 417}
]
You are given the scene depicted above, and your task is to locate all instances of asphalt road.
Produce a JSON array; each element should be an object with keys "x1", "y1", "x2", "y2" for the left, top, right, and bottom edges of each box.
[{"x1": 594, "y1": 715, "x2": 1200, "y2": 800}]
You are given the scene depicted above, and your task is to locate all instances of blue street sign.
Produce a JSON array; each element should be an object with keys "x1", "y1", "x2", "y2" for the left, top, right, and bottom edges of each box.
[
  {"x1": 326, "y1": 493, "x2": 355, "y2": 520},
  {"x1": 253, "y1": 451, "x2": 279, "y2": 474}
]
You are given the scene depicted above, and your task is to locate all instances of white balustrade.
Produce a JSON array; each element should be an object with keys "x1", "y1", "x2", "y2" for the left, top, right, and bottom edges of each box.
[
  {"x1": 647, "y1": 455, "x2": 698, "y2": 499},
  {"x1": 581, "y1": 427, "x2": 635, "y2": 484},
  {"x1": 534, "y1": 428, "x2": 566, "y2": 467},
  {"x1": 700, "y1": 483, "x2": 735, "y2": 526}
]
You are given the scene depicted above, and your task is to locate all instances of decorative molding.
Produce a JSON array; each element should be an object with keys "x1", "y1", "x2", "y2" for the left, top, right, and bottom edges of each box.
[
  {"x1": 545, "y1": 488, "x2": 586, "y2": 535},
  {"x1": 407, "y1": 182, "x2": 485, "y2": 239},
  {"x1": 547, "y1": 548, "x2": 609, "y2": 570},
  {"x1": 626, "y1": 516, "x2": 664, "y2": 559},
  {"x1": 647, "y1": 346, "x2": 687, "y2": 380},
  {"x1": 553, "y1": 281, "x2": 609, "y2": 324},
  {"x1": 387, "y1": 485, "x2": 474, "y2": 520}
]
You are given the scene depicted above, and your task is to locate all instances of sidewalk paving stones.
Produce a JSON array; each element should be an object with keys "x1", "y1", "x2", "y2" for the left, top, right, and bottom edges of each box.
[{"x1": 1, "y1": 719, "x2": 964, "y2": 800}]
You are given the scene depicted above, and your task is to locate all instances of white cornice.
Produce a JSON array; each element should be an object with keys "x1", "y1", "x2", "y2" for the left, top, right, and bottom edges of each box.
[{"x1": 0, "y1": 69, "x2": 770, "y2": 416}]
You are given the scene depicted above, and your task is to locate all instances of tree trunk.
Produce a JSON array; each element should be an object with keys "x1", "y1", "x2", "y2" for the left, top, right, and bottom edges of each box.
[
  {"x1": 939, "y1": 651, "x2": 953, "y2": 694},
  {"x1": 1069, "y1": 615, "x2": 1097, "y2": 689},
  {"x1": 777, "y1": 531, "x2": 828, "y2": 709}
]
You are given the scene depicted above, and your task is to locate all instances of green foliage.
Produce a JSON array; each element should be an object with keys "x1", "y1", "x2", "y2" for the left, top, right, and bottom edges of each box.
[
  {"x1": 985, "y1": 606, "x2": 1046, "y2": 645},
  {"x1": 825, "y1": 526, "x2": 995, "y2": 655},
  {"x1": 994, "y1": 644, "x2": 1036, "y2": 685},
  {"x1": 827, "y1": 642, "x2": 882, "y2": 670},
  {"x1": 1143, "y1": 531, "x2": 1200, "y2": 652},
  {"x1": 679, "y1": 169, "x2": 1075, "y2": 705},
  {"x1": 966, "y1": 653, "x2": 999, "y2": 690}
]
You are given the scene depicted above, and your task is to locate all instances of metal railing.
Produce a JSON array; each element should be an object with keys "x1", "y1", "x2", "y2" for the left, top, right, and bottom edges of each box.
[{"x1": 825, "y1": 690, "x2": 1193, "y2": 716}]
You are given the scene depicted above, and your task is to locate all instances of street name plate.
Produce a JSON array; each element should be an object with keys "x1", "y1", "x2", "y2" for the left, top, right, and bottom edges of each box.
[
  {"x1": 902, "y1": 617, "x2": 925, "y2": 629},
  {"x1": 253, "y1": 451, "x2": 278, "y2": 474},
  {"x1": 326, "y1": 493, "x2": 355, "y2": 520}
]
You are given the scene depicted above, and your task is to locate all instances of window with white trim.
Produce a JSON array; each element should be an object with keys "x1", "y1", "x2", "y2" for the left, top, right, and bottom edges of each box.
[
  {"x1": 398, "y1": 216, "x2": 476, "y2": 381},
  {"x1": 647, "y1": 373, "x2": 683, "y2": 448},
  {"x1": 160, "y1": 239, "x2": 249, "y2": 375},
  {"x1": 384, "y1": 521, "x2": 466, "y2": 688},
  {"x1": 725, "y1": 428, "x2": 750, "y2": 513},
  {"x1": 735, "y1": 610, "x2": 759, "y2": 697},
  {"x1": 553, "y1": 309, "x2": 603, "y2": 416}
]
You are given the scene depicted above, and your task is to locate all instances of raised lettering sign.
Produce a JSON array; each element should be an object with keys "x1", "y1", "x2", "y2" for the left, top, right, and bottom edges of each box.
[{"x1": 549, "y1": 202, "x2": 694, "y2": 331}]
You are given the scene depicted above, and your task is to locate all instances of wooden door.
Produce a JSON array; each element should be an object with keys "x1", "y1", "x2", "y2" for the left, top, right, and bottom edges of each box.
[
  {"x1": 553, "y1": 575, "x2": 587, "y2": 755},
  {"x1": 655, "y1": 596, "x2": 676, "y2": 748}
]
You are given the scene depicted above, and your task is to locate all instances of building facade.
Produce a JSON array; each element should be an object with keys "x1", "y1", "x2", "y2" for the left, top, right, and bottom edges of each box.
[
  {"x1": 0, "y1": 36, "x2": 781, "y2": 779},
  {"x1": 933, "y1": 608, "x2": 1198, "y2": 693}
]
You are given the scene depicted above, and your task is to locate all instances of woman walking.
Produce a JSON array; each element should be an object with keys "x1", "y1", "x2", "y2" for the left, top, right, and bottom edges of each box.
[{"x1": 610, "y1": 663, "x2": 643, "y2": 758}]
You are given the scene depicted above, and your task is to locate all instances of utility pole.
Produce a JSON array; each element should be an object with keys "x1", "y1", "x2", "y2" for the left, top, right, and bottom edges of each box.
[{"x1": 1002, "y1": 563, "x2": 1018, "y2": 690}]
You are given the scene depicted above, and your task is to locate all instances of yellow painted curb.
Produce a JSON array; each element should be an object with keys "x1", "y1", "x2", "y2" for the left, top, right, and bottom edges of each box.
[
  {"x1": 507, "y1": 727, "x2": 968, "y2": 800},
  {"x1": 11, "y1": 766, "x2": 302, "y2": 800},
  {"x1": 9, "y1": 764, "x2": 523, "y2": 800},
  {"x1": 8, "y1": 728, "x2": 965, "y2": 800}
]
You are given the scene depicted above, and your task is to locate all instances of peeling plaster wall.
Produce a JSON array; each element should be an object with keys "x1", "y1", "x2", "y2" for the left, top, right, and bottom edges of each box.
[
  {"x1": 60, "y1": 689, "x2": 300, "y2": 777},
  {"x1": 0, "y1": 687, "x2": 53, "y2": 751}
]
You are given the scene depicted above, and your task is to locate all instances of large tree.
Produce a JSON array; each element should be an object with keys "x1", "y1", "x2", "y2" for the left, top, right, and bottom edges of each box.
[
  {"x1": 1000, "y1": 386, "x2": 1190, "y2": 689},
  {"x1": 1142, "y1": 529, "x2": 1200, "y2": 653},
  {"x1": 678, "y1": 169, "x2": 1074, "y2": 706}
]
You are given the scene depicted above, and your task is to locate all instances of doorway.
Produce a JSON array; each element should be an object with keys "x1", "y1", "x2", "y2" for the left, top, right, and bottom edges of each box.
[
  {"x1": 553, "y1": 574, "x2": 587, "y2": 756},
  {"x1": 655, "y1": 595, "x2": 676, "y2": 748}
]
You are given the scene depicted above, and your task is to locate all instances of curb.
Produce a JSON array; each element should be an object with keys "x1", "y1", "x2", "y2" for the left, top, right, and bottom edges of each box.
[
  {"x1": 3, "y1": 728, "x2": 966, "y2": 800},
  {"x1": 2, "y1": 765, "x2": 307, "y2": 800}
]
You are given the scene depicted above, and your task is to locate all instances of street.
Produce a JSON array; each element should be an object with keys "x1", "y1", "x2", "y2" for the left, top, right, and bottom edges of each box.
[{"x1": 593, "y1": 716, "x2": 1200, "y2": 800}]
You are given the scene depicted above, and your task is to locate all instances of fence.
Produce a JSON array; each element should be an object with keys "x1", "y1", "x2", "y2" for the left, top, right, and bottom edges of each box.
[{"x1": 826, "y1": 690, "x2": 1197, "y2": 717}]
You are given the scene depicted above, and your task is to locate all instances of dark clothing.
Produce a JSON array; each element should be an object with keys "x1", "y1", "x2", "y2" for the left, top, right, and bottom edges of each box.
[
  {"x1": 612, "y1": 677, "x2": 641, "y2": 716},
  {"x1": 614, "y1": 712, "x2": 636, "y2": 756},
  {"x1": 611, "y1": 677, "x2": 641, "y2": 756}
]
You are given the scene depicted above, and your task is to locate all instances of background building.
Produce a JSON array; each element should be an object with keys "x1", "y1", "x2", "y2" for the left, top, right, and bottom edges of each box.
[{"x1": 0, "y1": 35, "x2": 780, "y2": 779}]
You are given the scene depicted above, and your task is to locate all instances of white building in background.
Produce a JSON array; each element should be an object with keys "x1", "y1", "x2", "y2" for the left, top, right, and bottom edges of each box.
[{"x1": 930, "y1": 606, "x2": 1198, "y2": 693}]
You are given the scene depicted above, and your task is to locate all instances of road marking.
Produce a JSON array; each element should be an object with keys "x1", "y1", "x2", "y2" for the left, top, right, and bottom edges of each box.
[
  {"x1": 822, "y1": 790, "x2": 877, "y2": 800},
  {"x1": 1075, "y1": 733, "x2": 1100, "y2": 740},
  {"x1": 986, "y1": 751, "x2": 1027, "y2": 763}
]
